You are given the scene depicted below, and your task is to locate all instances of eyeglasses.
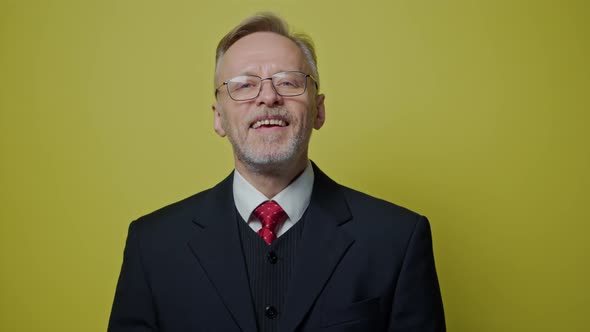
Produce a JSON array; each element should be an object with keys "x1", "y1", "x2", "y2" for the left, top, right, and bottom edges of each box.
[{"x1": 215, "y1": 71, "x2": 318, "y2": 101}]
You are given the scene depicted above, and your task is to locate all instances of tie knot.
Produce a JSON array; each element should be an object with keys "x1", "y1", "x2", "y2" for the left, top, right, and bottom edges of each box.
[
  {"x1": 253, "y1": 200, "x2": 287, "y2": 245},
  {"x1": 253, "y1": 200, "x2": 287, "y2": 229}
]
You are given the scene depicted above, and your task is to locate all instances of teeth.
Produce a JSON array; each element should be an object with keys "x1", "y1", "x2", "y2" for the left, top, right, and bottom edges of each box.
[{"x1": 252, "y1": 119, "x2": 287, "y2": 129}]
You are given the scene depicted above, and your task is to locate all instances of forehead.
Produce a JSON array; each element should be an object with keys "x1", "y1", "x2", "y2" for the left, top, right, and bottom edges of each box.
[{"x1": 218, "y1": 32, "x2": 307, "y2": 80}]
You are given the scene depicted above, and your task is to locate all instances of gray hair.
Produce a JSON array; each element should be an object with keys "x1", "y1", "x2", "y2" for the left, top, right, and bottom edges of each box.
[{"x1": 215, "y1": 12, "x2": 319, "y2": 89}]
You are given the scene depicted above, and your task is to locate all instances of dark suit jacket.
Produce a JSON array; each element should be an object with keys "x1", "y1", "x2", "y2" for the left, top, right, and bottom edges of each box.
[{"x1": 108, "y1": 164, "x2": 445, "y2": 331}]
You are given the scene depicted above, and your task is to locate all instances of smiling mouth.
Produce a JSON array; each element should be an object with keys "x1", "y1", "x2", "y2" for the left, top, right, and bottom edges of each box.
[{"x1": 251, "y1": 118, "x2": 289, "y2": 129}]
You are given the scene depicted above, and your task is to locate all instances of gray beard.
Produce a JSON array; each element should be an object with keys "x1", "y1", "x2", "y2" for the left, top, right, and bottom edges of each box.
[
  {"x1": 228, "y1": 128, "x2": 309, "y2": 174},
  {"x1": 222, "y1": 106, "x2": 312, "y2": 174}
]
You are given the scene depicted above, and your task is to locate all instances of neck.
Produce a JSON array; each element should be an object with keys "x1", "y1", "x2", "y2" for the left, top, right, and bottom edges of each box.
[{"x1": 235, "y1": 157, "x2": 309, "y2": 198}]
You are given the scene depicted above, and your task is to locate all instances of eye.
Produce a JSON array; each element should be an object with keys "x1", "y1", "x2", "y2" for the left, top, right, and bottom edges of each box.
[
  {"x1": 229, "y1": 76, "x2": 259, "y2": 91},
  {"x1": 275, "y1": 77, "x2": 304, "y2": 89},
  {"x1": 277, "y1": 80, "x2": 296, "y2": 87},
  {"x1": 235, "y1": 82, "x2": 254, "y2": 89}
]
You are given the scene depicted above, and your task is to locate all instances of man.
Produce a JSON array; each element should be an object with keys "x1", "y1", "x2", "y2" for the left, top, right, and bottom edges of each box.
[{"x1": 108, "y1": 13, "x2": 445, "y2": 332}]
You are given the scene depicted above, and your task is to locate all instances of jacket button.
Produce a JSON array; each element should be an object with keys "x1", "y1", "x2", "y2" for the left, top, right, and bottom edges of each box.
[
  {"x1": 267, "y1": 251, "x2": 278, "y2": 264},
  {"x1": 265, "y1": 305, "x2": 278, "y2": 319}
]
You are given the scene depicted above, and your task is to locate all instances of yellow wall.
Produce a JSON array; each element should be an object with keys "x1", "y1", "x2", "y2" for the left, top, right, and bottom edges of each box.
[{"x1": 1, "y1": 0, "x2": 588, "y2": 331}]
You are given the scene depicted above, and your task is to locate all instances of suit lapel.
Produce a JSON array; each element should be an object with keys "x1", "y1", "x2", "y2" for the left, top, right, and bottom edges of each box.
[
  {"x1": 187, "y1": 174, "x2": 257, "y2": 332},
  {"x1": 279, "y1": 165, "x2": 355, "y2": 332}
]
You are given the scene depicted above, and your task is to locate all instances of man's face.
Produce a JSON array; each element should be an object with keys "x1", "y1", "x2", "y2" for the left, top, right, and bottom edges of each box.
[{"x1": 212, "y1": 32, "x2": 325, "y2": 172}]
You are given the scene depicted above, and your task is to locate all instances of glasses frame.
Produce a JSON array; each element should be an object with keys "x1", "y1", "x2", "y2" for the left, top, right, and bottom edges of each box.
[{"x1": 215, "y1": 71, "x2": 319, "y2": 101}]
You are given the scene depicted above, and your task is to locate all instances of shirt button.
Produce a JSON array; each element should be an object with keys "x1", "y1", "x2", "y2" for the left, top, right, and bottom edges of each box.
[
  {"x1": 267, "y1": 251, "x2": 278, "y2": 264},
  {"x1": 265, "y1": 305, "x2": 278, "y2": 319}
]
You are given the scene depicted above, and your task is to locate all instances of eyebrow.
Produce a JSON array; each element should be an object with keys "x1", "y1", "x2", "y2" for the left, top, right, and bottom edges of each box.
[
  {"x1": 234, "y1": 69, "x2": 302, "y2": 78},
  {"x1": 232, "y1": 71, "x2": 257, "y2": 77}
]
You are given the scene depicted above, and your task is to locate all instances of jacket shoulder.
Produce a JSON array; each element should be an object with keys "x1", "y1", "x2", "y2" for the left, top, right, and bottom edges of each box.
[
  {"x1": 130, "y1": 172, "x2": 233, "y2": 232},
  {"x1": 340, "y1": 185, "x2": 423, "y2": 221}
]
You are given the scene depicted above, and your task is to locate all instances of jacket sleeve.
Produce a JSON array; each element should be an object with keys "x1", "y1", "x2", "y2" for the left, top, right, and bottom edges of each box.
[
  {"x1": 108, "y1": 221, "x2": 158, "y2": 332},
  {"x1": 388, "y1": 216, "x2": 446, "y2": 331}
]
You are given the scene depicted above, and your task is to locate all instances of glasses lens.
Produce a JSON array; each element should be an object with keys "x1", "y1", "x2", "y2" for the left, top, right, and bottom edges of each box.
[
  {"x1": 227, "y1": 76, "x2": 261, "y2": 100},
  {"x1": 273, "y1": 72, "x2": 307, "y2": 96}
]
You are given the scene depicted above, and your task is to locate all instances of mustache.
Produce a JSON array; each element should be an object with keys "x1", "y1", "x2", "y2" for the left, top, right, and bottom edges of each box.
[{"x1": 247, "y1": 106, "x2": 292, "y2": 124}]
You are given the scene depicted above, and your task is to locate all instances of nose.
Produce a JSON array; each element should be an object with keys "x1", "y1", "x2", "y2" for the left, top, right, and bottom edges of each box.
[{"x1": 255, "y1": 78, "x2": 283, "y2": 107}]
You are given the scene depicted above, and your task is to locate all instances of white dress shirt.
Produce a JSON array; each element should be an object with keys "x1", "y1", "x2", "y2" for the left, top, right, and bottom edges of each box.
[{"x1": 233, "y1": 161, "x2": 314, "y2": 238}]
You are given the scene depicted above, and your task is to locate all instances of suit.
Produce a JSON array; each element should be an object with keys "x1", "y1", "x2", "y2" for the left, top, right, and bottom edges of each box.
[{"x1": 108, "y1": 164, "x2": 445, "y2": 331}]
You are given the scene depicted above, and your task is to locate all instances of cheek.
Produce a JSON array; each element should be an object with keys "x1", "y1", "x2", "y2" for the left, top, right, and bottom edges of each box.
[
  {"x1": 303, "y1": 108, "x2": 318, "y2": 127},
  {"x1": 290, "y1": 100, "x2": 316, "y2": 124},
  {"x1": 224, "y1": 112, "x2": 249, "y2": 135}
]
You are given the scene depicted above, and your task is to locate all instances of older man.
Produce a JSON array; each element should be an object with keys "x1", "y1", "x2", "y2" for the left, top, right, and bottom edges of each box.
[{"x1": 109, "y1": 13, "x2": 445, "y2": 332}]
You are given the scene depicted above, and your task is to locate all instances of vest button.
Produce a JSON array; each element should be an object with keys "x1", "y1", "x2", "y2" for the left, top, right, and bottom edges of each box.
[
  {"x1": 267, "y1": 251, "x2": 278, "y2": 264},
  {"x1": 265, "y1": 305, "x2": 278, "y2": 319}
]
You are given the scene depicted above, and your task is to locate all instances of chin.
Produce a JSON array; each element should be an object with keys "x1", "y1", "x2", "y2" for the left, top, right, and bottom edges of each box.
[
  {"x1": 230, "y1": 134, "x2": 309, "y2": 172},
  {"x1": 238, "y1": 147, "x2": 303, "y2": 172},
  {"x1": 245, "y1": 152, "x2": 295, "y2": 167}
]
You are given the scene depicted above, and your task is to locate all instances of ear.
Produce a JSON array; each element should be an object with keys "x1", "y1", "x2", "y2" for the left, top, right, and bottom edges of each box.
[
  {"x1": 212, "y1": 103, "x2": 226, "y2": 137},
  {"x1": 313, "y1": 93, "x2": 326, "y2": 130}
]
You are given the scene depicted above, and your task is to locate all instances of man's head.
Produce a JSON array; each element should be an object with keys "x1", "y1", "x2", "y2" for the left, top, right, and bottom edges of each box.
[
  {"x1": 214, "y1": 13, "x2": 320, "y2": 89},
  {"x1": 212, "y1": 13, "x2": 325, "y2": 174}
]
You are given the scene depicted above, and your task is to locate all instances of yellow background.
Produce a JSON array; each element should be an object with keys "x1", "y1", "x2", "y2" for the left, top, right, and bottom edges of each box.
[{"x1": 1, "y1": 0, "x2": 588, "y2": 331}]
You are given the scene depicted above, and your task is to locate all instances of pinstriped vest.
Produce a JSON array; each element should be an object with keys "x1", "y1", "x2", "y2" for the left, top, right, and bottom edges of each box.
[{"x1": 237, "y1": 211, "x2": 306, "y2": 332}]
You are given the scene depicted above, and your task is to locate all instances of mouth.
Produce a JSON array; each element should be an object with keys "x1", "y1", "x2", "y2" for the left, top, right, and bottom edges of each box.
[{"x1": 250, "y1": 117, "x2": 289, "y2": 129}]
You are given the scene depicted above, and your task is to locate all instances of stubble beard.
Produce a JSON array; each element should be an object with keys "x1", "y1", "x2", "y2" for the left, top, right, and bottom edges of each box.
[
  {"x1": 224, "y1": 107, "x2": 312, "y2": 174},
  {"x1": 234, "y1": 133, "x2": 306, "y2": 174}
]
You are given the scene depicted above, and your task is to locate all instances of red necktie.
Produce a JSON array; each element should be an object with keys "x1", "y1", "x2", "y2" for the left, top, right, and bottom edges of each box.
[{"x1": 253, "y1": 200, "x2": 287, "y2": 245}]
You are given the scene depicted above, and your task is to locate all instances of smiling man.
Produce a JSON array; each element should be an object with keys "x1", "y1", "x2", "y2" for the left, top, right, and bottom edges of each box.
[
  {"x1": 108, "y1": 13, "x2": 445, "y2": 332},
  {"x1": 212, "y1": 30, "x2": 325, "y2": 199}
]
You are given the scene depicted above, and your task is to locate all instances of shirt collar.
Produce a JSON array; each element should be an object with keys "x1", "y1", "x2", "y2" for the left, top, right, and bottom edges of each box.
[{"x1": 233, "y1": 161, "x2": 314, "y2": 223}]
